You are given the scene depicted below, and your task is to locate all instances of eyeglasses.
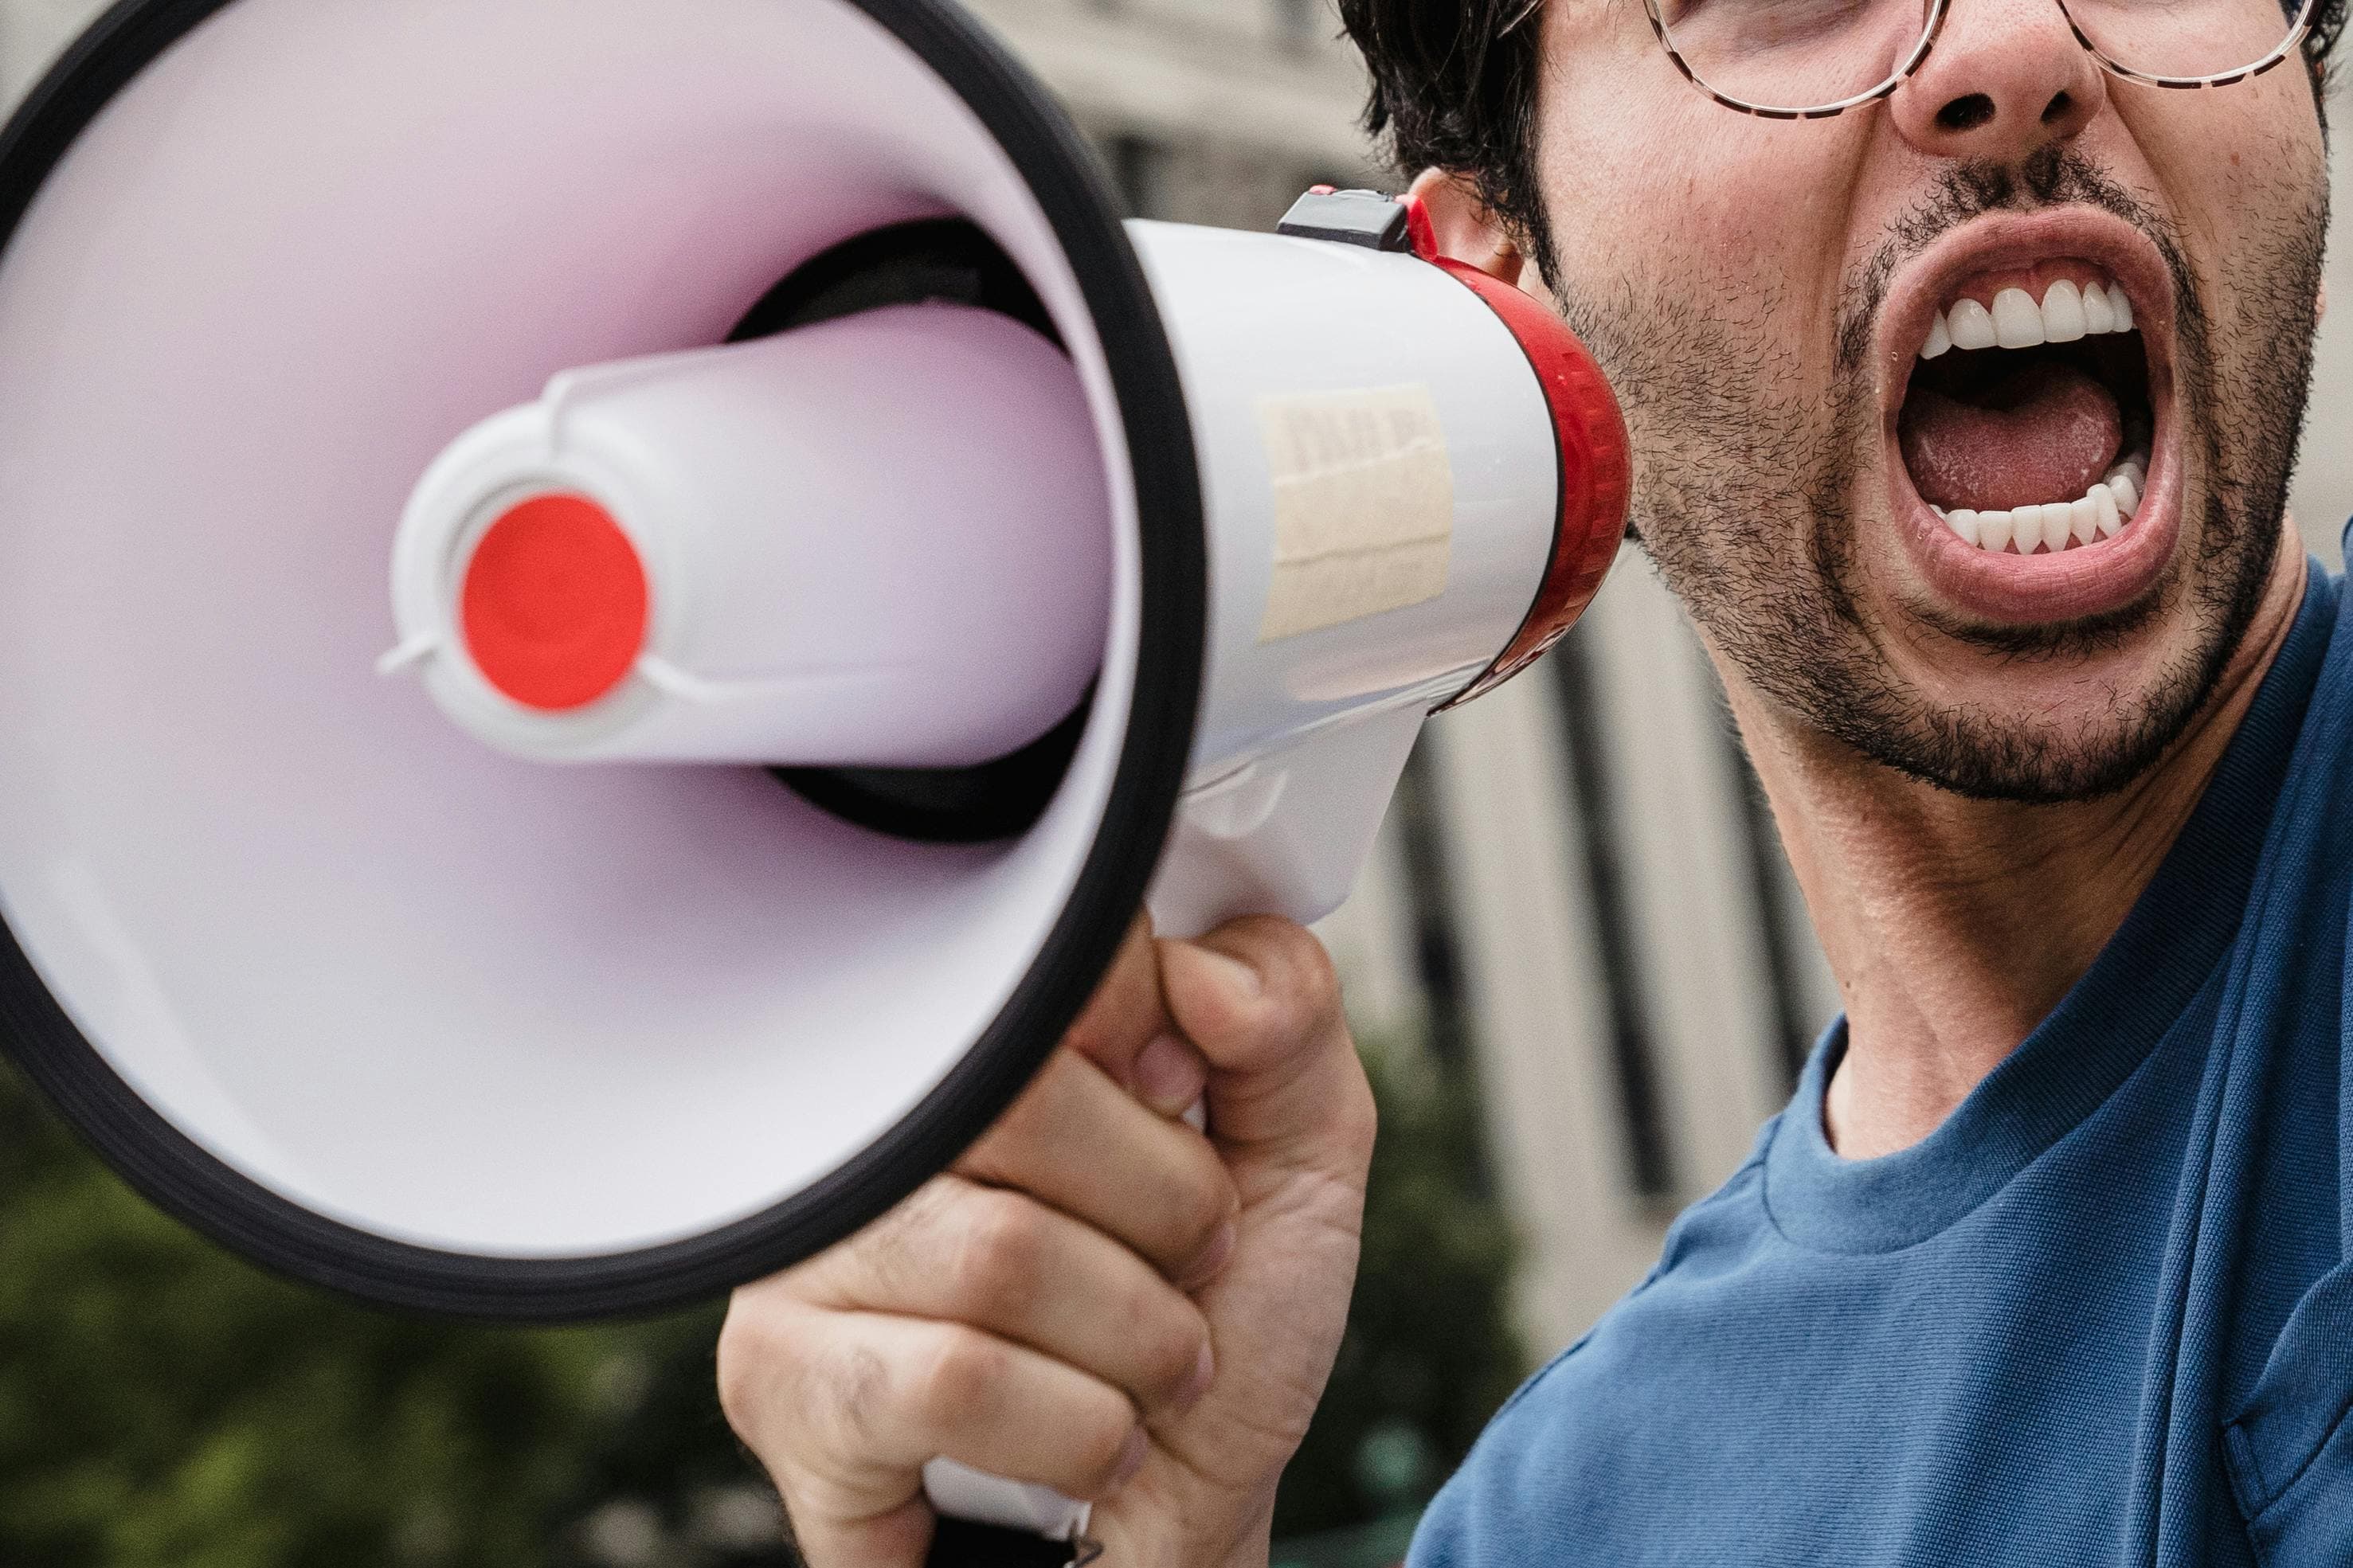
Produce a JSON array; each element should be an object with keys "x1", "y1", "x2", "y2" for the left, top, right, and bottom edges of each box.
[{"x1": 1501, "y1": 0, "x2": 2319, "y2": 120}]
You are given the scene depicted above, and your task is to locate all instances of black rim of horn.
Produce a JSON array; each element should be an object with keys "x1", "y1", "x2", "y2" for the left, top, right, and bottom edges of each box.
[{"x1": 0, "y1": 0, "x2": 1206, "y2": 1320}]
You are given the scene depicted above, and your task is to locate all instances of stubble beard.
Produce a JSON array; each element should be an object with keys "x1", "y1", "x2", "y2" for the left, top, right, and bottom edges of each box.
[{"x1": 1551, "y1": 148, "x2": 2323, "y2": 804}]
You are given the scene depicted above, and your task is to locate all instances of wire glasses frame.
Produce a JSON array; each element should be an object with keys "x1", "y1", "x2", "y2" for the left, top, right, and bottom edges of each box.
[{"x1": 1498, "y1": 0, "x2": 2320, "y2": 120}]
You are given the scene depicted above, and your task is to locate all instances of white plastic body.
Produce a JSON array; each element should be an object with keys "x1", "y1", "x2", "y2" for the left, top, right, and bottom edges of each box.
[
  {"x1": 923, "y1": 1457, "x2": 1094, "y2": 1543},
  {"x1": 389, "y1": 302, "x2": 1108, "y2": 767},
  {"x1": 1124, "y1": 220, "x2": 1560, "y2": 938}
]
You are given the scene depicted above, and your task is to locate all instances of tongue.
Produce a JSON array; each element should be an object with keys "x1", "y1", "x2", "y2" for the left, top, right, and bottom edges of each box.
[{"x1": 1900, "y1": 358, "x2": 2121, "y2": 513}]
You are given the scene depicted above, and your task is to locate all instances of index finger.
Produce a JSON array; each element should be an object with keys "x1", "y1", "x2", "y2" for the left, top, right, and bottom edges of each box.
[{"x1": 1059, "y1": 913, "x2": 1173, "y2": 1084}]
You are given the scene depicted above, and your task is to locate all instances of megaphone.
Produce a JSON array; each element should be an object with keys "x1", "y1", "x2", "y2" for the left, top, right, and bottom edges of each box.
[{"x1": 0, "y1": 0, "x2": 1627, "y2": 1552}]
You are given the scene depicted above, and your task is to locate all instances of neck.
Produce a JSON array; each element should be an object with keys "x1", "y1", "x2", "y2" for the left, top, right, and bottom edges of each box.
[{"x1": 1726, "y1": 534, "x2": 2309, "y2": 1159}]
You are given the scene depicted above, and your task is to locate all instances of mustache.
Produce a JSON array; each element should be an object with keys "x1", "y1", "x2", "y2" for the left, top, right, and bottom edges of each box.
[{"x1": 1837, "y1": 146, "x2": 2209, "y2": 381}]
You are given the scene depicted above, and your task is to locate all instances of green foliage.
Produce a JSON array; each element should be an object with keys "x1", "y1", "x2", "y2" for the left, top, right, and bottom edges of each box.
[
  {"x1": 0, "y1": 1058, "x2": 733, "y2": 1568},
  {"x1": 0, "y1": 1027, "x2": 1521, "y2": 1566},
  {"x1": 1268, "y1": 1040, "x2": 1523, "y2": 1541}
]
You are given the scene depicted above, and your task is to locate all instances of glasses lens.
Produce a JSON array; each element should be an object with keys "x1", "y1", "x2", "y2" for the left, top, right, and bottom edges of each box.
[
  {"x1": 1655, "y1": 0, "x2": 1934, "y2": 113},
  {"x1": 2063, "y1": 0, "x2": 2310, "y2": 82}
]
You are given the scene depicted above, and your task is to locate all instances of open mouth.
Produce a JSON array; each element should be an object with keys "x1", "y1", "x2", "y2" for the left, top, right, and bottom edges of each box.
[
  {"x1": 1878, "y1": 214, "x2": 2179, "y2": 626},
  {"x1": 1900, "y1": 265, "x2": 2151, "y2": 556}
]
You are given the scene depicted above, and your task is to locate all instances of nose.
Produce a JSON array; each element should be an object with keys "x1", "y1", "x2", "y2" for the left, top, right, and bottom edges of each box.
[{"x1": 1889, "y1": 0, "x2": 2105, "y2": 162}]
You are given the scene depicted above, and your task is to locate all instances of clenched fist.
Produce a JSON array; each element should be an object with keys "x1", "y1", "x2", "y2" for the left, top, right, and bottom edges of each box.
[{"x1": 717, "y1": 914, "x2": 1376, "y2": 1568}]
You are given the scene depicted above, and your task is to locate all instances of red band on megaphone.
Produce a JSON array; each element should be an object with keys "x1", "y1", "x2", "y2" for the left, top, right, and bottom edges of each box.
[
  {"x1": 460, "y1": 493, "x2": 649, "y2": 712},
  {"x1": 1404, "y1": 197, "x2": 1631, "y2": 707}
]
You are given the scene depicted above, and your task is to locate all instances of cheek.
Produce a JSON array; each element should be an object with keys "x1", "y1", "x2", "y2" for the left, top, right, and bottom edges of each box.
[
  {"x1": 2127, "y1": 85, "x2": 2327, "y2": 296},
  {"x1": 1536, "y1": 11, "x2": 1866, "y2": 305},
  {"x1": 1541, "y1": 115, "x2": 1859, "y2": 330}
]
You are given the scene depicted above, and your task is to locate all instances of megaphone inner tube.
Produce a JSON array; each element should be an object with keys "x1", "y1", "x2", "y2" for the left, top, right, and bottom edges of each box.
[{"x1": 739, "y1": 218, "x2": 1096, "y2": 845}]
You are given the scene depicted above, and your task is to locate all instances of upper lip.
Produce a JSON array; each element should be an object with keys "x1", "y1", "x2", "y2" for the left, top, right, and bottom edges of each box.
[{"x1": 1877, "y1": 206, "x2": 2178, "y2": 426}]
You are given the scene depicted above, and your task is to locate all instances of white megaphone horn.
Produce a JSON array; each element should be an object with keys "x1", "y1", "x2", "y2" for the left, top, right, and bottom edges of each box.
[{"x1": 0, "y1": 0, "x2": 1627, "y2": 1559}]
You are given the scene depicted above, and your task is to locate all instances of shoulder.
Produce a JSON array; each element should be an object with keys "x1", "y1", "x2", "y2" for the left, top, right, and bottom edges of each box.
[{"x1": 1406, "y1": 1147, "x2": 1781, "y2": 1568}]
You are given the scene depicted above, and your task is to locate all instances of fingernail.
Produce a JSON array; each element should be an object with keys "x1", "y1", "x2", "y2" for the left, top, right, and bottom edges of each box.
[
  {"x1": 1181, "y1": 1222, "x2": 1237, "y2": 1289},
  {"x1": 1133, "y1": 1034, "x2": 1207, "y2": 1116},
  {"x1": 1178, "y1": 1340, "x2": 1216, "y2": 1411},
  {"x1": 1111, "y1": 1425, "x2": 1149, "y2": 1486}
]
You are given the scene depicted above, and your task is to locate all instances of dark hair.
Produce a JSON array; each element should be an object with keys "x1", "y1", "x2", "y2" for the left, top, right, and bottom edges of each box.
[{"x1": 1335, "y1": 0, "x2": 2348, "y2": 283}]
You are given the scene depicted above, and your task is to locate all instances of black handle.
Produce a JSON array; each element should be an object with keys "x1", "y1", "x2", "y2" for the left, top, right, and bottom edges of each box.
[{"x1": 924, "y1": 1515, "x2": 1097, "y2": 1568}]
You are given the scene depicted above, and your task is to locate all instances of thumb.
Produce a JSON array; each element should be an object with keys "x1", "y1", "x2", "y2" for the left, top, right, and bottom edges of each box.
[
  {"x1": 1061, "y1": 913, "x2": 1202, "y2": 1116},
  {"x1": 1157, "y1": 917, "x2": 1367, "y2": 1156}
]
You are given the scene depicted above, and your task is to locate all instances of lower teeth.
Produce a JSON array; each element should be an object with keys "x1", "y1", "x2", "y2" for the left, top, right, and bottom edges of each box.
[{"x1": 1931, "y1": 450, "x2": 2147, "y2": 554}]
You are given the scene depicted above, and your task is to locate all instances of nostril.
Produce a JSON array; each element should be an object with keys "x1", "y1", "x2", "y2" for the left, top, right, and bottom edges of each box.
[
  {"x1": 1936, "y1": 93, "x2": 1996, "y2": 132},
  {"x1": 2042, "y1": 89, "x2": 2075, "y2": 125}
]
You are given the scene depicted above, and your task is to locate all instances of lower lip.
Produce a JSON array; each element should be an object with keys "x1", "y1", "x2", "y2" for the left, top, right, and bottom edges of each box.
[{"x1": 1891, "y1": 428, "x2": 2180, "y2": 625}]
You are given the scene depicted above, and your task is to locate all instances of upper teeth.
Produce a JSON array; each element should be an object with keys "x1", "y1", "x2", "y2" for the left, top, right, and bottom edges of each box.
[{"x1": 1921, "y1": 279, "x2": 2133, "y2": 360}]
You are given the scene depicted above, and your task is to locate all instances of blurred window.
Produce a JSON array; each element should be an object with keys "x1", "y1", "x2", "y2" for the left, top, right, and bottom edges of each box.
[
  {"x1": 1723, "y1": 733, "x2": 1817, "y2": 1089},
  {"x1": 1549, "y1": 635, "x2": 1677, "y2": 1200},
  {"x1": 1106, "y1": 133, "x2": 1170, "y2": 219}
]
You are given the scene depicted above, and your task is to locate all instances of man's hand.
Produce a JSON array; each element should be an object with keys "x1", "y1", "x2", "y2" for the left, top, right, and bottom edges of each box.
[{"x1": 717, "y1": 914, "x2": 1376, "y2": 1568}]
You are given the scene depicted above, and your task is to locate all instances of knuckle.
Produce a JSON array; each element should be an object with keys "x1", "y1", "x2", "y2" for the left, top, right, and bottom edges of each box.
[
  {"x1": 965, "y1": 1052, "x2": 1079, "y2": 1175},
  {"x1": 1165, "y1": 1159, "x2": 1236, "y2": 1257},
  {"x1": 841, "y1": 1179, "x2": 948, "y2": 1307},
  {"x1": 749, "y1": 1339, "x2": 892, "y2": 1477},
  {"x1": 1065, "y1": 923, "x2": 1163, "y2": 1058},
  {"x1": 1136, "y1": 1300, "x2": 1211, "y2": 1402},
  {"x1": 1263, "y1": 923, "x2": 1342, "y2": 1033},
  {"x1": 948, "y1": 1191, "x2": 1050, "y2": 1320},
  {"x1": 989, "y1": 1055, "x2": 1062, "y2": 1136},
  {"x1": 1208, "y1": 917, "x2": 1339, "y2": 1047},
  {"x1": 715, "y1": 1300, "x2": 794, "y2": 1435},
  {"x1": 916, "y1": 1325, "x2": 1012, "y2": 1421},
  {"x1": 714, "y1": 1341, "x2": 761, "y2": 1437},
  {"x1": 715, "y1": 1300, "x2": 894, "y2": 1478},
  {"x1": 1070, "y1": 1398, "x2": 1143, "y2": 1493}
]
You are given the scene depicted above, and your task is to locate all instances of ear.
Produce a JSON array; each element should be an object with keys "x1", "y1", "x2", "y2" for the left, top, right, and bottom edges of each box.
[{"x1": 1406, "y1": 167, "x2": 1525, "y2": 289}]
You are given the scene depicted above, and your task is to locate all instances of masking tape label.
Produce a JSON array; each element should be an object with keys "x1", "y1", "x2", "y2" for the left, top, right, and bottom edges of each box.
[{"x1": 1255, "y1": 385, "x2": 1454, "y2": 643}]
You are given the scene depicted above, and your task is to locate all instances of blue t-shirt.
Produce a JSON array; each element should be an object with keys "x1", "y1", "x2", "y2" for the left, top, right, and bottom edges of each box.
[{"x1": 1411, "y1": 560, "x2": 2353, "y2": 1567}]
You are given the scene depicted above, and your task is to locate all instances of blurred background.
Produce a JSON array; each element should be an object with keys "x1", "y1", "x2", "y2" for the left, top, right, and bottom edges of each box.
[{"x1": 2, "y1": 2, "x2": 2350, "y2": 1564}]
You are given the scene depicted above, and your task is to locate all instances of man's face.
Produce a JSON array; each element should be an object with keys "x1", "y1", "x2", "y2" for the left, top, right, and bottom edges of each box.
[{"x1": 1532, "y1": 3, "x2": 2328, "y2": 800}]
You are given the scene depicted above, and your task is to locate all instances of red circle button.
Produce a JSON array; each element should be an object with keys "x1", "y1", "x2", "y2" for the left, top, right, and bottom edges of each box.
[{"x1": 460, "y1": 493, "x2": 648, "y2": 712}]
